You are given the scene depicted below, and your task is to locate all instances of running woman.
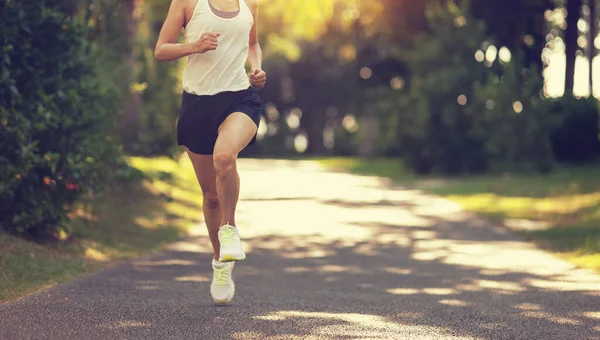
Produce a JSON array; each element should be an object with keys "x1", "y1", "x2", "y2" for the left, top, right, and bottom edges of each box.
[{"x1": 154, "y1": 0, "x2": 266, "y2": 304}]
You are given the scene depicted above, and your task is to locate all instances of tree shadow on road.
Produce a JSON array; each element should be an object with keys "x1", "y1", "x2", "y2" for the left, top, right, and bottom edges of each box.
[
  {"x1": 3, "y1": 190, "x2": 600, "y2": 340},
  {"x1": 95, "y1": 199, "x2": 600, "y2": 339}
]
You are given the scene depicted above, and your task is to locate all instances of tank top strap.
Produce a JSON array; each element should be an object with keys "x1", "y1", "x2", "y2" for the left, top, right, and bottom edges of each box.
[
  {"x1": 239, "y1": 0, "x2": 251, "y2": 13},
  {"x1": 239, "y1": 0, "x2": 254, "y2": 24},
  {"x1": 192, "y1": 0, "x2": 205, "y2": 14}
]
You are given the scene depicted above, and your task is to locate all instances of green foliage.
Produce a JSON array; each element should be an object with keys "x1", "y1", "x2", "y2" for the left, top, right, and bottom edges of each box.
[
  {"x1": 125, "y1": 0, "x2": 182, "y2": 156},
  {"x1": 466, "y1": 59, "x2": 559, "y2": 173},
  {"x1": 136, "y1": 18, "x2": 181, "y2": 156},
  {"x1": 0, "y1": 1, "x2": 124, "y2": 240},
  {"x1": 374, "y1": 0, "x2": 562, "y2": 175},
  {"x1": 375, "y1": 0, "x2": 490, "y2": 174},
  {"x1": 548, "y1": 95, "x2": 600, "y2": 163}
]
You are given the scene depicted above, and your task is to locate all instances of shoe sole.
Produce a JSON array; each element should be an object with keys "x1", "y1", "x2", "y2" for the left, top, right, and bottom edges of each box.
[
  {"x1": 212, "y1": 293, "x2": 235, "y2": 304},
  {"x1": 213, "y1": 298, "x2": 233, "y2": 304},
  {"x1": 219, "y1": 254, "x2": 246, "y2": 262}
]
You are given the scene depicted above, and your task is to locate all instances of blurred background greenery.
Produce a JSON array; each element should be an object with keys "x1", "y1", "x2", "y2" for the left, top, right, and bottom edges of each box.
[{"x1": 1, "y1": 0, "x2": 600, "y2": 301}]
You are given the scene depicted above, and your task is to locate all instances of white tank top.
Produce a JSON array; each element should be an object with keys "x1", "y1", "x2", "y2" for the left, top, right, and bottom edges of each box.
[{"x1": 182, "y1": 0, "x2": 253, "y2": 96}]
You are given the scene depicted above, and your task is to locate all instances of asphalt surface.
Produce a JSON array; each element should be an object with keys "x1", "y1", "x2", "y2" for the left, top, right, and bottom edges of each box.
[{"x1": 1, "y1": 159, "x2": 600, "y2": 340}]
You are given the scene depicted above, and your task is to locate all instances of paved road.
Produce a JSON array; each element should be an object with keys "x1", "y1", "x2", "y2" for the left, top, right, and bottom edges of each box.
[{"x1": 2, "y1": 159, "x2": 600, "y2": 340}]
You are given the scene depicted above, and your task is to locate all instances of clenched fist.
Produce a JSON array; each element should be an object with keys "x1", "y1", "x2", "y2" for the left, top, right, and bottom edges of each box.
[
  {"x1": 249, "y1": 68, "x2": 266, "y2": 89},
  {"x1": 194, "y1": 32, "x2": 220, "y2": 53}
]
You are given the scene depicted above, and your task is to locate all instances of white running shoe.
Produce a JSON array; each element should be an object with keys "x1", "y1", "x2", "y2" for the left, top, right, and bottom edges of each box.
[
  {"x1": 218, "y1": 225, "x2": 246, "y2": 262},
  {"x1": 210, "y1": 259, "x2": 235, "y2": 304}
]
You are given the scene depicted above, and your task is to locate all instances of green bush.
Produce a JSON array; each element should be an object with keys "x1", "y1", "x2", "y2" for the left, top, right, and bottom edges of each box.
[
  {"x1": 549, "y1": 95, "x2": 600, "y2": 164},
  {"x1": 375, "y1": 0, "x2": 490, "y2": 174},
  {"x1": 137, "y1": 52, "x2": 180, "y2": 156},
  {"x1": 0, "y1": 1, "x2": 123, "y2": 240},
  {"x1": 374, "y1": 0, "x2": 561, "y2": 175},
  {"x1": 117, "y1": 0, "x2": 182, "y2": 157},
  {"x1": 466, "y1": 60, "x2": 559, "y2": 173}
]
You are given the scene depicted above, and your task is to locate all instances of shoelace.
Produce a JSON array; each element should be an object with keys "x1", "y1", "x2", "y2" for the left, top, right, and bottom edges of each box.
[
  {"x1": 214, "y1": 266, "x2": 230, "y2": 285},
  {"x1": 219, "y1": 227, "x2": 237, "y2": 246}
]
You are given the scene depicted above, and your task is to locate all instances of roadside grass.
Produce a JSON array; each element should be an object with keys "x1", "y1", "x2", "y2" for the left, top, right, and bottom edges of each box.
[
  {"x1": 0, "y1": 155, "x2": 203, "y2": 303},
  {"x1": 317, "y1": 157, "x2": 600, "y2": 272}
]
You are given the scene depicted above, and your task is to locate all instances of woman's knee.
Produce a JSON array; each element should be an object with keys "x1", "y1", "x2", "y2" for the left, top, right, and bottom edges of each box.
[
  {"x1": 203, "y1": 192, "x2": 219, "y2": 209},
  {"x1": 213, "y1": 150, "x2": 236, "y2": 174}
]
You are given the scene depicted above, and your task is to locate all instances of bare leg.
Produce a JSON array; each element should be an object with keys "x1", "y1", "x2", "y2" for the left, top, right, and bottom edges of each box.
[
  {"x1": 213, "y1": 112, "x2": 258, "y2": 227},
  {"x1": 186, "y1": 149, "x2": 221, "y2": 260}
]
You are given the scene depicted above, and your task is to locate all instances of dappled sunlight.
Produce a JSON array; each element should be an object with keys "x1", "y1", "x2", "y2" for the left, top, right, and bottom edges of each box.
[
  {"x1": 280, "y1": 248, "x2": 332, "y2": 260},
  {"x1": 525, "y1": 278, "x2": 600, "y2": 291},
  {"x1": 455, "y1": 283, "x2": 483, "y2": 292},
  {"x1": 102, "y1": 320, "x2": 152, "y2": 330},
  {"x1": 163, "y1": 202, "x2": 201, "y2": 223},
  {"x1": 354, "y1": 240, "x2": 392, "y2": 256},
  {"x1": 387, "y1": 288, "x2": 420, "y2": 295},
  {"x1": 410, "y1": 235, "x2": 580, "y2": 278},
  {"x1": 174, "y1": 275, "x2": 209, "y2": 282},
  {"x1": 317, "y1": 264, "x2": 364, "y2": 274},
  {"x1": 231, "y1": 160, "x2": 600, "y2": 296},
  {"x1": 135, "y1": 259, "x2": 195, "y2": 266},
  {"x1": 439, "y1": 299, "x2": 470, "y2": 307},
  {"x1": 514, "y1": 303, "x2": 542, "y2": 311},
  {"x1": 80, "y1": 240, "x2": 144, "y2": 263},
  {"x1": 7, "y1": 0, "x2": 600, "y2": 333},
  {"x1": 249, "y1": 311, "x2": 471, "y2": 339},
  {"x1": 412, "y1": 230, "x2": 438, "y2": 240},
  {"x1": 133, "y1": 259, "x2": 196, "y2": 271},
  {"x1": 387, "y1": 287, "x2": 458, "y2": 296},
  {"x1": 84, "y1": 247, "x2": 109, "y2": 262},
  {"x1": 563, "y1": 253, "x2": 600, "y2": 272},
  {"x1": 39, "y1": 157, "x2": 205, "y2": 279},
  {"x1": 503, "y1": 219, "x2": 551, "y2": 231},
  {"x1": 69, "y1": 159, "x2": 598, "y2": 339},
  {"x1": 284, "y1": 266, "x2": 311, "y2": 274},
  {"x1": 474, "y1": 280, "x2": 525, "y2": 293},
  {"x1": 478, "y1": 269, "x2": 510, "y2": 276},
  {"x1": 232, "y1": 161, "x2": 435, "y2": 247},
  {"x1": 410, "y1": 199, "x2": 464, "y2": 217},
  {"x1": 165, "y1": 237, "x2": 214, "y2": 254},
  {"x1": 521, "y1": 311, "x2": 581, "y2": 325},
  {"x1": 584, "y1": 311, "x2": 600, "y2": 319},
  {"x1": 422, "y1": 288, "x2": 459, "y2": 295},
  {"x1": 230, "y1": 332, "x2": 283, "y2": 340},
  {"x1": 129, "y1": 156, "x2": 204, "y2": 230},
  {"x1": 446, "y1": 192, "x2": 600, "y2": 228},
  {"x1": 243, "y1": 235, "x2": 340, "y2": 259},
  {"x1": 67, "y1": 207, "x2": 97, "y2": 221},
  {"x1": 412, "y1": 249, "x2": 449, "y2": 261},
  {"x1": 135, "y1": 281, "x2": 160, "y2": 290},
  {"x1": 129, "y1": 156, "x2": 184, "y2": 175},
  {"x1": 134, "y1": 217, "x2": 160, "y2": 230},
  {"x1": 383, "y1": 267, "x2": 412, "y2": 275}
]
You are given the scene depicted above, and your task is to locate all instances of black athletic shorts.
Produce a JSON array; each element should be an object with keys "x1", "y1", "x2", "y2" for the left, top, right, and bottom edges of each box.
[{"x1": 177, "y1": 87, "x2": 263, "y2": 155}]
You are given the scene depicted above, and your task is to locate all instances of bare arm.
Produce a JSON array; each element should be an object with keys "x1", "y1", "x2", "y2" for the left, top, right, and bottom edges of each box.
[
  {"x1": 154, "y1": 0, "x2": 219, "y2": 61},
  {"x1": 247, "y1": 0, "x2": 266, "y2": 87}
]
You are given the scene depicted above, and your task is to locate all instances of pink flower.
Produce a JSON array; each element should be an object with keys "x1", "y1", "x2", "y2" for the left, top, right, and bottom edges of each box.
[{"x1": 66, "y1": 182, "x2": 80, "y2": 191}]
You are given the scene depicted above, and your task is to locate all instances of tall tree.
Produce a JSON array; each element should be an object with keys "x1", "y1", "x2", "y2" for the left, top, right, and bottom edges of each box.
[
  {"x1": 587, "y1": 0, "x2": 596, "y2": 91},
  {"x1": 470, "y1": 0, "x2": 555, "y2": 75},
  {"x1": 120, "y1": 0, "x2": 142, "y2": 152},
  {"x1": 565, "y1": 0, "x2": 582, "y2": 94}
]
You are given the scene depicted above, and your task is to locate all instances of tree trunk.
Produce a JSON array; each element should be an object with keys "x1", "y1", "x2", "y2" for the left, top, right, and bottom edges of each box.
[
  {"x1": 565, "y1": 0, "x2": 582, "y2": 95},
  {"x1": 291, "y1": 47, "x2": 328, "y2": 156},
  {"x1": 588, "y1": 0, "x2": 597, "y2": 94},
  {"x1": 120, "y1": 0, "x2": 142, "y2": 152}
]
